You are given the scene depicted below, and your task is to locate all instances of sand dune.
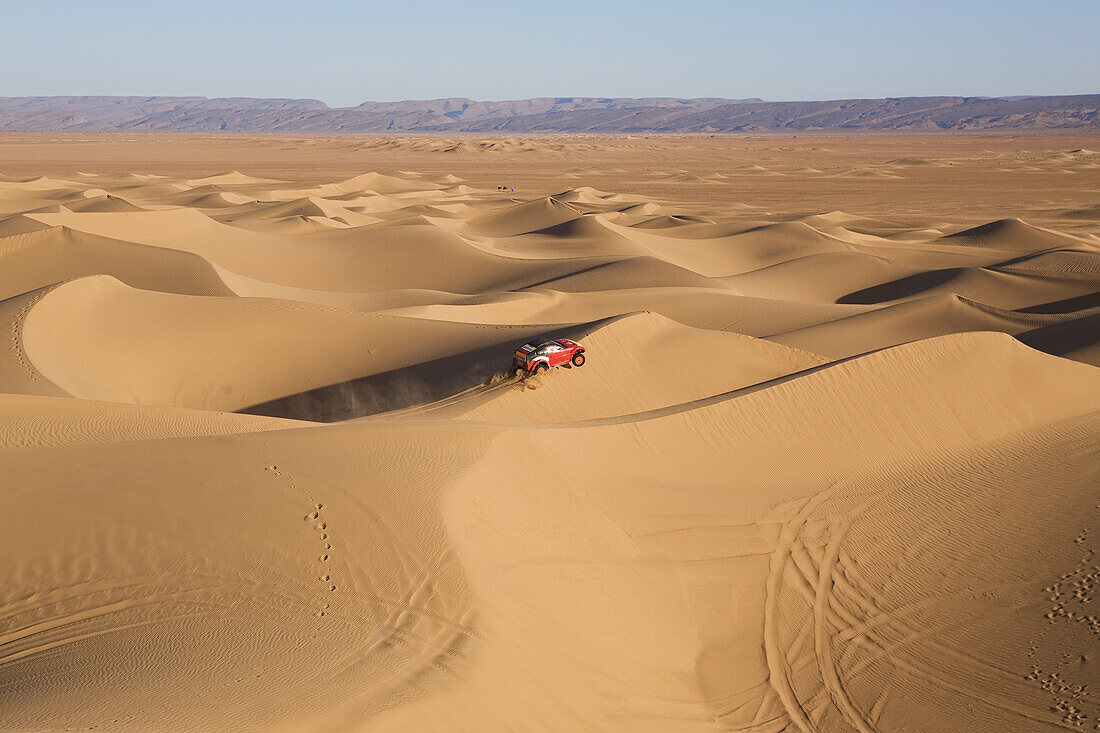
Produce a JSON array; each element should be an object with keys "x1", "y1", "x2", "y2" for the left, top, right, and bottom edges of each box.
[
  {"x1": 1, "y1": 136, "x2": 1098, "y2": 732},
  {"x1": 943, "y1": 218, "x2": 1092, "y2": 250},
  {"x1": 0, "y1": 226, "x2": 233, "y2": 300},
  {"x1": 3, "y1": 332, "x2": 1095, "y2": 731},
  {"x1": 769, "y1": 293, "x2": 1074, "y2": 358},
  {"x1": 0, "y1": 393, "x2": 298, "y2": 448},
  {"x1": 185, "y1": 170, "x2": 280, "y2": 186},
  {"x1": 446, "y1": 312, "x2": 826, "y2": 422},
  {"x1": 18, "y1": 275, "x2": 572, "y2": 410}
]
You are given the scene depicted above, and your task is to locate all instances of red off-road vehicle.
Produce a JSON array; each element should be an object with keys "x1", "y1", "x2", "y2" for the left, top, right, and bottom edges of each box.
[{"x1": 513, "y1": 338, "x2": 586, "y2": 374}]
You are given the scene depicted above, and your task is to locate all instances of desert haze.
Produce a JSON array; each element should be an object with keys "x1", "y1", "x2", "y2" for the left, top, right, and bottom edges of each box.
[
  {"x1": 0, "y1": 133, "x2": 1098, "y2": 731},
  {"x1": 1, "y1": 94, "x2": 1098, "y2": 133}
]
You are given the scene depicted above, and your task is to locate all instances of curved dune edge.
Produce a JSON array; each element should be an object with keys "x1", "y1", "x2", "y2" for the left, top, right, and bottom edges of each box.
[
  {"x1": 18, "y1": 275, "x2": 575, "y2": 411},
  {"x1": 0, "y1": 393, "x2": 305, "y2": 448},
  {"x1": 769, "y1": 292, "x2": 1098, "y2": 360},
  {"x1": 444, "y1": 311, "x2": 827, "y2": 423},
  {"x1": 0, "y1": 225, "x2": 236, "y2": 301},
  {"x1": 0, "y1": 333, "x2": 1096, "y2": 731}
]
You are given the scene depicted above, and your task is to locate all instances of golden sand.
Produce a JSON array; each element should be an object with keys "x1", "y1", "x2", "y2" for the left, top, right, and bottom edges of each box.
[{"x1": 0, "y1": 133, "x2": 1097, "y2": 731}]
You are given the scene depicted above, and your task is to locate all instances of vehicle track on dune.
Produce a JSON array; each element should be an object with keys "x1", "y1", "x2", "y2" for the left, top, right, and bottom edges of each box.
[{"x1": 758, "y1": 415, "x2": 1099, "y2": 732}]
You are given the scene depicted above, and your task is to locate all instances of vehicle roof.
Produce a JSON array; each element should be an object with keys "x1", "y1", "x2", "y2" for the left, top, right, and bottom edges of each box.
[{"x1": 522, "y1": 338, "x2": 579, "y2": 350}]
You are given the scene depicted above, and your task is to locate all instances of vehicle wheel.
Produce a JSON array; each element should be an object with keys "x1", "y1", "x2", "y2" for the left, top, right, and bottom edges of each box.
[
  {"x1": 571, "y1": 352, "x2": 586, "y2": 367},
  {"x1": 533, "y1": 362, "x2": 549, "y2": 374}
]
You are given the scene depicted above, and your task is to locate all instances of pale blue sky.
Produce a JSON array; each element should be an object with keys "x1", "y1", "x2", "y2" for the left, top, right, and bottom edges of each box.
[{"x1": 2, "y1": 0, "x2": 1097, "y2": 107}]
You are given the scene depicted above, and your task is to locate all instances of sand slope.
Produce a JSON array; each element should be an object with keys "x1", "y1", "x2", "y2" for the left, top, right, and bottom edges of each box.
[
  {"x1": 0, "y1": 158, "x2": 1098, "y2": 731},
  {"x1": 445, "y1": 311, "x2": 826, "y2": 422},
  {"x1": 2, "y1": 333, "x2": 1096, "y2": 732}
]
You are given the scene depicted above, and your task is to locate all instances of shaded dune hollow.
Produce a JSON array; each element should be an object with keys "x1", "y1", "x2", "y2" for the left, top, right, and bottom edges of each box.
[{"x1": 0, "y1": 163, "x2": 1098, "y2": 732}]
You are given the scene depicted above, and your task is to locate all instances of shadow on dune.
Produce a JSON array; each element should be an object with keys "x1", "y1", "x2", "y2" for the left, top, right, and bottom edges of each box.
[
  {"x1": 239, "y1": 343, "x2": 517, "y2": 422},
  {"x1": 237, "y1": 317, "x2": 621, "y2": 422},
  {"x1": 838, "y1": 248, "x2": 1099, "y2": 307},
  {"x1": 1017, "y1": 290, "x2": 1100, "y2": 314},
  {"x1": 1017, "y1": 311, "x2": 1100, "y2": 363},
  {"x1": 837, "y1": 268, "x2": 961, "y2": 304}
]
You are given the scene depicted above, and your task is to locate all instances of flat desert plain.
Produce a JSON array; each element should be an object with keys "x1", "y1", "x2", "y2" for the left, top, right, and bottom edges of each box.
[{"x1": 0, "y1": 133, "x2": 1098, "y2": 732}]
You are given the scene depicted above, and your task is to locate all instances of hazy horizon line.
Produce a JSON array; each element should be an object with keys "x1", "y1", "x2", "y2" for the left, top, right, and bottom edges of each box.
[{"x1": 3, "y1": 92, "x2": 1098, "y2": 108}]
